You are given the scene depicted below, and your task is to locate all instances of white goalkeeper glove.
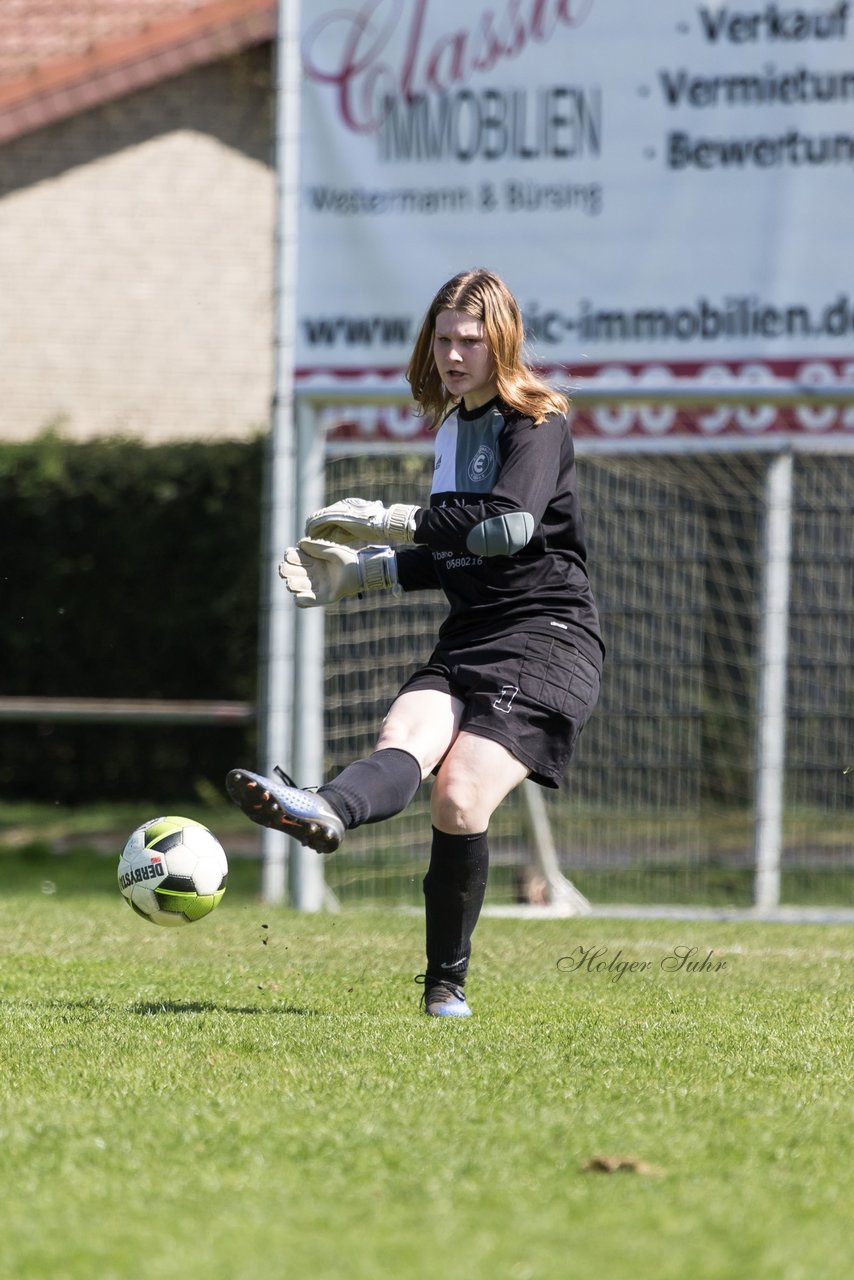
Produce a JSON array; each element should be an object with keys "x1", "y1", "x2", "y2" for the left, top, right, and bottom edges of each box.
[
  {"x1": 278, "y1": 538, "x2": 398, "y2": 608},
  {"x1": 304, "y1": 497, "x2": 419, "y2": 546}
]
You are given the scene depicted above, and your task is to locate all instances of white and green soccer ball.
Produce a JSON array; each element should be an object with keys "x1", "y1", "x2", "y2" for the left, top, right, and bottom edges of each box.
[{"x1": 118, "y1": 816, "x2": 228, "y2": 927}]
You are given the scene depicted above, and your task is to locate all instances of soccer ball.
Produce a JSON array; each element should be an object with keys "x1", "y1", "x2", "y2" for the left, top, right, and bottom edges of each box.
[{"x1": 118, "y1": 816, "x2": 228, "y2": 927}]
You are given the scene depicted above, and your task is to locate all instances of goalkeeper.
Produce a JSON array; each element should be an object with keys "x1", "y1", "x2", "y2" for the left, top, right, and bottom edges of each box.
[{"x1": 227, "y1": 268, "x2": 604, "y2": 1017}]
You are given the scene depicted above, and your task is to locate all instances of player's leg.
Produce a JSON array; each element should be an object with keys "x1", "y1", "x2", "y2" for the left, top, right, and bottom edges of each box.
[
  {"x1": 420, "y1": 733, "x2": 529, "y2": 1017},
  {"x1": 420, "y1": 633, "x2": 602, "y2": 1016},
  {"x1": 431, "y1": 730, "x2": 530, "y2": 835},
  {"x1": 315, "y1": 688, "x2": 463, "y2": 827},
  {"x1": 226, "y1": 688, "x2": 462, "y2": 853}
]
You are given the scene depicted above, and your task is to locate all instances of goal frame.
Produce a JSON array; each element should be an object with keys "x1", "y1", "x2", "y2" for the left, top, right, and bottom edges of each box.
[{"x1": 262, "y1": 379, "x2": 854, "y2": 912}]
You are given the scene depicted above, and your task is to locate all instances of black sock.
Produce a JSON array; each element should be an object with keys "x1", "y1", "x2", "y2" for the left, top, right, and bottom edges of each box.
[
  {"x1": 423, "y1": 828, "x2": 490, "y2": 988},
  {"x1": 318, "y1": 748, "x2": 422, "y2": 830}
]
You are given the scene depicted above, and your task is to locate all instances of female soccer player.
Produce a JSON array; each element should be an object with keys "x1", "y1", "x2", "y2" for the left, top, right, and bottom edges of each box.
[{"x1": 227, "y1": 268, "x2": 604, "y2": 1017}]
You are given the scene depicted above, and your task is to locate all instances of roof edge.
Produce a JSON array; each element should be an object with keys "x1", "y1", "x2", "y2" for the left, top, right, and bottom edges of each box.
[{"x1": 0, "y1": 0, "x2": 276, "y2": 145}]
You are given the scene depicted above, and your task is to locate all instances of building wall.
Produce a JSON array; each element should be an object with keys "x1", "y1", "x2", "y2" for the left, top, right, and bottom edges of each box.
[{"x1": 0, "y1": 48, "x2": 275, "y2": 442}]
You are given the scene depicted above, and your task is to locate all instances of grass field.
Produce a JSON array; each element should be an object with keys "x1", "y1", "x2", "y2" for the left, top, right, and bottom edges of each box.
[
  {"x1": 2, "y1": 797, "x2": 852, "y2": 908},
  {"x1": 1, "y1": 856, "x2": 851, "y2": 1280}
]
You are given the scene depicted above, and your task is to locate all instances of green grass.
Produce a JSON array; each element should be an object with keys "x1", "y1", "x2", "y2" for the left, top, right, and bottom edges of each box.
[
  {"x1": 1, "y1": 884, "x2": 851, "y2": 1280},
  {"x1": 3, "y1": 797, "x2": 851, "y2": 909}
]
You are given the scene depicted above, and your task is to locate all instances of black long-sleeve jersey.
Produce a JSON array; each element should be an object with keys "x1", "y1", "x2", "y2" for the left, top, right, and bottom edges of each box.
[{"x1": 395, "y1": 396, "x2": 604, "y2": 669}]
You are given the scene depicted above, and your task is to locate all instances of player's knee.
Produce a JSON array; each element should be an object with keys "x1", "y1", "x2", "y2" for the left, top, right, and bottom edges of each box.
[{"x1": 431, "y1": 769, "x2": 485, "y2": 834}]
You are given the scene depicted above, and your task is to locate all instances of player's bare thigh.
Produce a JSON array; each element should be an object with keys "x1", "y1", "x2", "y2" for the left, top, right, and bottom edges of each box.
[
  {"x1": 374, "y1": 688, "x2": 464, "y2": 780},
  {"x1": 432, "y1": 731, "x2": 530, "y2": 834}
]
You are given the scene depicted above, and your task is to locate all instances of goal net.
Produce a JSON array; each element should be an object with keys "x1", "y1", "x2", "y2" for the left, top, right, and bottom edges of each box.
[{"x1": 304, "y1": 408, "x2": 853, "y2": 912}]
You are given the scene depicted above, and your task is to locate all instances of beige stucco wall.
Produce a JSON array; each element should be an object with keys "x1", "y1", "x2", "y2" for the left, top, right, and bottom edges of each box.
[{"x1": 0, "y1": 51, "x2": 275, "y2": 442}]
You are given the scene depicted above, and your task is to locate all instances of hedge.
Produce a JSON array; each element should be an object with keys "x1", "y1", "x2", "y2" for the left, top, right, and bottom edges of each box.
[{"x1": 0, "y1": 433, "x2": 264, "y2": 803}]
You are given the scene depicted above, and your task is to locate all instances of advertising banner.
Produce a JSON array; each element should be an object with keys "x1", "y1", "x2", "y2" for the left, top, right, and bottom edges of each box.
[{"x1": 297, "y1": 0, "x2": 854, "y2": 442}]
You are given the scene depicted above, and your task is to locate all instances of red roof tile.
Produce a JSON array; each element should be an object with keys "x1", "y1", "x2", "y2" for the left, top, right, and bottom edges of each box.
[{"x1": 0, "y1": 0, "x2": 276, "y2": 143}]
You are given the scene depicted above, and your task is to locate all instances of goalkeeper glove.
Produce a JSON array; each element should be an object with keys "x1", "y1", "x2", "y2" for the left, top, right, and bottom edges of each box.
[
  {"x1": 278, "y1": 538, "x2": 398, "y2": 608},
  {"x1": 304, "y1": 497, "x2": 419, "y2": 545}
]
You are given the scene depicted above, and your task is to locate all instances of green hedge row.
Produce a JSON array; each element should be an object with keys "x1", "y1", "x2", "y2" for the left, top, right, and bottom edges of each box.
[{"x1": 0, "y1": 433, "x2": 264, "y2": 803}]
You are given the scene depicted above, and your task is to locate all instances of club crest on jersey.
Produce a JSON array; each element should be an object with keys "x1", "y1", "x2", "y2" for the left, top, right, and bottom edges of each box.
[{"x1": 468, "y1": 444, "x2": 496, "y2": 483}]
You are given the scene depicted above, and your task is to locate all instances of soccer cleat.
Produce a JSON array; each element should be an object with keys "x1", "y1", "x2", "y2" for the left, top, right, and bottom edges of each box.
[
  {"x1": 415, "y1": 975, "x2": 472, "y2": 1018},
  {"x1": 225, "y1": 766, "x2": 344, "y2": 854}
]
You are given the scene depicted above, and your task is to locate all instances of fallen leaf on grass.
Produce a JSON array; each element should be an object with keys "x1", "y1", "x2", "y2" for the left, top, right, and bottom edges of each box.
[{"x1": 581, "y1": 1155, "x2": 664, "y2": 1177}]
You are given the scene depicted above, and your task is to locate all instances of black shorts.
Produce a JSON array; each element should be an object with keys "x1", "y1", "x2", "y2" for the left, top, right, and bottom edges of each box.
[{"x1": 395, "y1": 629, "x2": 602, "y2": 789}]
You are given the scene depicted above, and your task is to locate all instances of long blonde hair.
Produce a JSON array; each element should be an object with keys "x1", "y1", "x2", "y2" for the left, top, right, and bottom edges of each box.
[{"x1": 406, "y1": 268, "x2": 569, "y2": 429}]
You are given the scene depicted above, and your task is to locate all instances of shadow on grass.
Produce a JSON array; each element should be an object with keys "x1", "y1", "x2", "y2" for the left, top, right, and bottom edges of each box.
[
  {"x1": 3, "y1": 998, "x2": 320, "y2": 1018},
  {"x1": 131, "y1": 1000, "x2": 318, "y2": 1017}
]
